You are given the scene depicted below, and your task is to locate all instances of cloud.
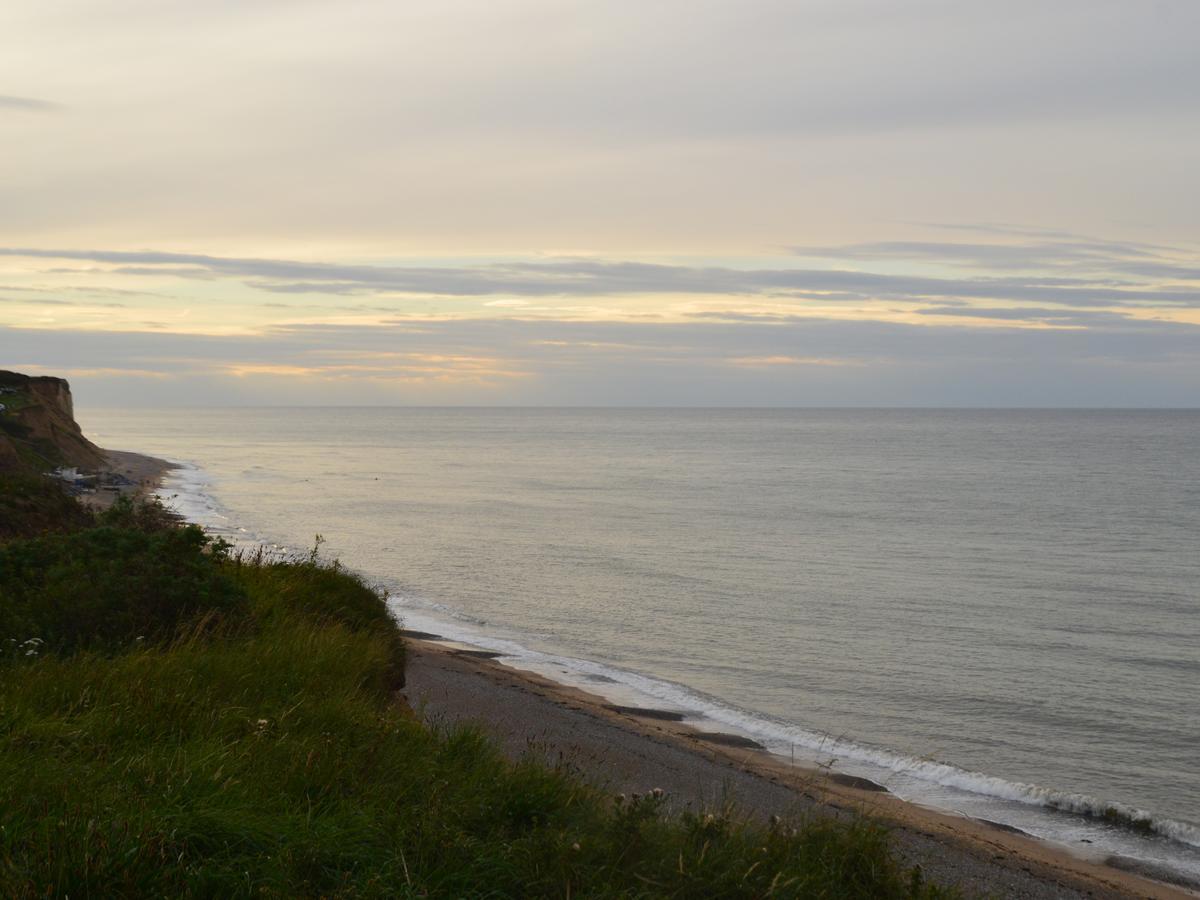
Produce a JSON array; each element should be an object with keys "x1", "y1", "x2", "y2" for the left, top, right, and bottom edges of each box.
[
  {"x1": 4, "y1": 246, "x2": 1200, "y2": 310},
  {"x1": 725, "y1": 355, "x2": 863, "y2": 368},
  {"x1": 913, "y1": 306, "x2": 1148, "y2": 326},
  {"x1": 0, "y1": 297, "x2": 127, "y2": 308},
  {"x1": 3, "y1": 2, "x2": 1199, "y2": 259},
  {"x1": 0, "y1": 94, "x2": 59, "y2": 112},
  {"x1": 7, "y1": 312, "x2": 1199, "y2": 407},
  {"x1": 791, "y1": 230, "x2": 1198, "y2": 277}
]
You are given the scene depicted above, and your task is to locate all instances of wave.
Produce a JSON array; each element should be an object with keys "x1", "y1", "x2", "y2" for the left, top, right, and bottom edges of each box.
[
  {"x1": 673, "y1": 697, "x2": 1200, "y2": 850},
  {"x1": 743, "y1": 724, "x2": 1200, "y2": 849},
  {"x1": 388, "y1": 591, "x2": 1200, "y2": 853}
]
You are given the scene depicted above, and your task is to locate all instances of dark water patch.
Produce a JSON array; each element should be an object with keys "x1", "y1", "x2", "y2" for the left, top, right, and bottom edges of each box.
[
  {"x1": 451, "y1": 649, "x2": 504, "y2": 659},
  {"x1": 585, "y1": 674, "x2": 618, "y2": 683},
  {"x1": 400, "y1": 629, "x2": 445, "y2": 641},
  {"x1": 974, "y1": 818, "x2": 1031, "y2": 836},
  {"x1": 606, "y1": 705, "x2": 688, "y2": 721},
  {"x1": 829, "y1": 773, "x2": 889, "y2": 793},
  {"x1": 693, "y1": 732, "x2": 766, "y2": 750}
]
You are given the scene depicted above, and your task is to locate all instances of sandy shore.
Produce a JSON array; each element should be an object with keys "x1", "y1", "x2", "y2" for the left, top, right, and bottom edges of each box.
[
  {"x1": 77, "y1": 449, "x2": 175, "y2": 511},
  {"x1": 402, "y1": 637, "x2": 1195, "y2": 899}
]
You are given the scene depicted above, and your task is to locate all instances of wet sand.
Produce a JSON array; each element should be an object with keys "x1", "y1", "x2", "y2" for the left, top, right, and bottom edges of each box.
[{"x1": 403, "y1": 638, "x2": 1196, "y2": 900}]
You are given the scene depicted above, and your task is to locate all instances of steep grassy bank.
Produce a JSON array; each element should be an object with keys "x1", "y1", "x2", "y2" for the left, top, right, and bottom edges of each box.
[{"x1": 0, "y1": 489, "x2": 954, "y2": 898}]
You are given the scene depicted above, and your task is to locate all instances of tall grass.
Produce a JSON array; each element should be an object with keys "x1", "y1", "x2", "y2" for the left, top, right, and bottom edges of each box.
[{"x1": 0, "y1": 497, "x2": 955, "y2": 898}]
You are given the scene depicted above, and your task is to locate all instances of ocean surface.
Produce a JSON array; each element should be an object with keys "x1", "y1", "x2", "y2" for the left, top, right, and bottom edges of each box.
[{"x1": 82, "y1": 407, "x2": 1200, "y2": 881}]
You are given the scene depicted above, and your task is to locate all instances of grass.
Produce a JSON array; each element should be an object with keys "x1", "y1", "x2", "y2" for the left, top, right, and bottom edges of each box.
[
  {"x1": 0, "y1": 492, "x2": 956, "y2": 898},
  {"x1": 0, "y1": 390, "x2": 36, "y2": 413}
]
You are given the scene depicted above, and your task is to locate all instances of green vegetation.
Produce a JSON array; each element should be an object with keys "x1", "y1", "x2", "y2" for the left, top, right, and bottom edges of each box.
[
  {"x1": 0, "y1": 387, "x2": 64, "y2": 472},
  {"x1": 0, "y1": 490, "x2": 953, "y2": 898},
  {"x1": 0, "y1": 389, "x2": 36, "y2": 413},
  {"x1": 0, "y1": 521, "x2": 245, "y2": 656},
  {"x1": 0, "y1": 473, "x2": 93, "y2": 540}
]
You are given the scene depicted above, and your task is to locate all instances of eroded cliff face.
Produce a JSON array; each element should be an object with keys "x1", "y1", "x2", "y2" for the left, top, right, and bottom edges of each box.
[
  {"x1": 27, "y1": 375, "x2": 75, "y2": 421},
  {"x1": 0, "y1": 371, "x2": 108, "y2": 472}
]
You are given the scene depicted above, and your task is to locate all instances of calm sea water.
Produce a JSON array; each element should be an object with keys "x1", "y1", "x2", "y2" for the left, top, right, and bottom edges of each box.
[{"x1": 83, "y1": 408, "x2": 1200, "y2": 879}]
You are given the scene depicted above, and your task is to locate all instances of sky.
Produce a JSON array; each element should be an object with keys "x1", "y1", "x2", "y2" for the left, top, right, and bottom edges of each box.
[{"x1": 2, "y1": 0, "x2": 1199, "y2": 406}]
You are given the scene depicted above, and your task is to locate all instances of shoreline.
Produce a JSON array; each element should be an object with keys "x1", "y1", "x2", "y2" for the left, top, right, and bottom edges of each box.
[
  {"x1": 402, "y1": 636, "x2": 1197, "y2": 900},
  {"x1": 75, "y1": 448, "x2": 176, "y2": 512},
  {"x1": 134, "y1": 454, "x2": 1196, "y2": 898}
]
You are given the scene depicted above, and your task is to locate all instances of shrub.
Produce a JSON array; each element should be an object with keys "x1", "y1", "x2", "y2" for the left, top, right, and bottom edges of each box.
[
  {"x1": 0, "y1": 473, "x2": 92, "y2": 541},
  {"x1": 232, "y1": 554, "x2": 405, "y2": 688},
  {"x1": 0, "y1": 524, "x2": 246, "y2": 655},
  {"x1": 96, "y1": 492, "x2": 180, "y2": 533}
]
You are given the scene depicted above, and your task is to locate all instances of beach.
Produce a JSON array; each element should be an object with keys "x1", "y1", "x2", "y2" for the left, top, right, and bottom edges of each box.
[
  {"x1": 76, "y1": 448, "x2": 175, "y2": 512},
  {"x1": 403, "y1": 637, "x2": 1194, "y2": 899}
]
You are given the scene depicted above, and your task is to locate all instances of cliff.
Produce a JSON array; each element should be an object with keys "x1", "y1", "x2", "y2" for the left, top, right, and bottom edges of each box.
[{"x1": 0, "y1": 370, "x2": 108, "y2": 472}]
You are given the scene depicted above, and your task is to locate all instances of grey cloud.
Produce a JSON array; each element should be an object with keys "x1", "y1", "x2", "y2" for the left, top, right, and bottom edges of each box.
[
  {"x1": 0, "y1": 296, "x2": 126, "y2": 308},
  {"x1": 914, "y1": 306, "x2": 1147, "y2": 326},
  {"x1": 4, "y1": 247, "x2": 1199, "y2": 309},
  {"x1": 7, "y1": 314, "x2": 1199, "y2": 407},
  {"x1": 922, "y1": 222, "x2": 1179, "y2": 248},
  {"x1": 299, "y1": 1, "x2": 1200, "y2": 142},
  {"x1": 8, "y1": 2, "x2": 1200, "y2": 149},
  {"x1": 1120, "y1": 263, "x2": 1200, "y2": 281},
  {"x1": 248, "y1": 281, "x2": 383, "y2": 296},
  {"x1": 0, "y1": 296, "x2": 72, "y2": 306},
  {"x1": 109, "y1": 266, "x2": 220, "y2": 280},
  {"x1": 0, "y1": 94, "x2": 59, "y2": 112},
  {"x1": 791, "y1": 234, "x2": 1197, "y2": 277},
  {"x1": 3, "y1": 2, "x2": 1198, "y2": 258}
]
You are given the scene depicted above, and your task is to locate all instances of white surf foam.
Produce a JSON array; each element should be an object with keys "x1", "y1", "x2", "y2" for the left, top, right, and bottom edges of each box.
[{"x1": 387, "y1": 589, "x2": 1200, "y2": 853}]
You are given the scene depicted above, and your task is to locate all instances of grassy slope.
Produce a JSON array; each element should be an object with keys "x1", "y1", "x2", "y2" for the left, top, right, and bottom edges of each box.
[{"x1": 0, "y1": 492, "x2": 956, "y2": 898}]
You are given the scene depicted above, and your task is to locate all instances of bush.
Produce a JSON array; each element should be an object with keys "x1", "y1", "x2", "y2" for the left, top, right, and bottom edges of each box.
[
  {"x1": 0, "y1": 474, "x2": 92, "y2": 541},
  {"x1": 0, "y1": 524, "x2": 246, "y2": 655},
  {"x1": 96, "y1": 492, "x2": 180, "y2": 533},
  {"x1": 232, "y1": 554, "x2": 405, "y2": 688}
]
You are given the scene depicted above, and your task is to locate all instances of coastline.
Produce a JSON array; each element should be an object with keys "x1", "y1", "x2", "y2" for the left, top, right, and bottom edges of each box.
[
  {"x1": 137, "y1": 454, "x2": 1197, "y2": 899},
  {"x1": 403, "y1": 636, "x2": 1195, "y2": 900},
  {"x1": 76, "y1": 448, "x2": 176, "y2": 512}
]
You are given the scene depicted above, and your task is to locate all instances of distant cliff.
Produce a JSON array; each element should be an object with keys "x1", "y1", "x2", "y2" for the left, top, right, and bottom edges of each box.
[{"x1": 0, "y1": 370, "x2": 108, "y2": 472}]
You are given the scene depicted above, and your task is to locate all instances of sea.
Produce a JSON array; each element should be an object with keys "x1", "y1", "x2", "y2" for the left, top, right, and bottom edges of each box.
[{"x1": 81, "y1": 407, "x2": 1200, "y2": 883}]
